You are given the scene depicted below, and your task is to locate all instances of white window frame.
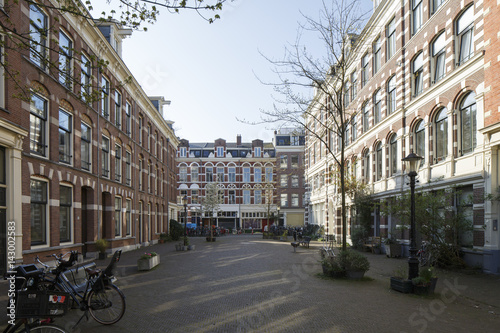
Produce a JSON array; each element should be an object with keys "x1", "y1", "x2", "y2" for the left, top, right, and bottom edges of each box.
[
  {"x1": 254, "y1": 167, "x2": 261, "y2": 183},
  {"x1": 101, "y1": 76, "x2": 110, "y2": 119},
  {"x1": 243, "y1": 190, "x2": 250, "y2": 204},
  {"x1": 412, "y1": 52, "x2": 423, "y2": 97},
  {"x1": 115, "y1": 91, "x2": 122, "y2": 128},
  {"x1": 81, "y1": 54, "x2": 91, "y2": 101},
  {"x1": 126, "y1": 199, "x2": 132, "y2": 235},
  {"x1": 387, "y1": 76, "x2": 397, "y2": 115},
  {"x1": 59, "y1": 184, "x2": 73, "y2": 244},
  {"x1": 412, "y1": 0, "x2": 423, "y2": 35},
  {"x1": 115, "y1": 144, "x2": 122, "y2": 182},
  {"x1": 432, "y1": 33, "x2": 446, "y2": 83},
  {"x1": 180, "y1": 166, "x2": 188, "y2": 182},
  {"x1": 58, "y1": 30, "x2": 73, "y2": 89},
  {"x1": 30, "y1": 93, "x2": 48, "y2": 157},
  {"x1": 457, "y1": 6, "x2": 474, "y2": 66},
  {"x1": 387, "y1": 18, "x2": 396, "y2": 60},
  {"x1": 373, "y1": 37, "x2": 381, "y2": 74},
  {"x1": 101, "y1": 136, "x2": 110, "y2": 178},
  {"x1": 243, "y1": 167, "x2": 250, "y2": 183},
  {"x1": 217, "y1": 146, "x2": 224, "y2": 157},
  {"x1": 265, "y1": 167, "x2": 273, "y2": 182},
  {"x1": 58, "y1": 109, "x2": 72, "y2": 165},
  {"x1": 228, "y1": 167, "x2": 235, "y2": 183},
  {"x1": 254, "y1": 147, "x2": 261, "y2": 157},
  {"x1": 125, "y1": 101, "x2": 132, "y2": 135},
  {"x1": 30, "y1": 178, "x2": 49, "y2": 246},
  {"x1": 29, "y1": 4, "x2": 47, "y2": 69},
  {"x1": 191, "y1": 166, "x2": 199, "y2": 182},
  {"x1": 434, "y1": 108, "x2": 448, "y2": 162},
  {"x1": 125, "y1": 150, "x2": 131, "y2": 186},
  {"x1": 115, "y1": 196, "x2": 122, "y2": 237},
  {"x1": 81, "y1": 122, "x2": 91, "y2": 171},
  {"x1": 373, "y1": 90, "x2": 382, "y2": 124}
]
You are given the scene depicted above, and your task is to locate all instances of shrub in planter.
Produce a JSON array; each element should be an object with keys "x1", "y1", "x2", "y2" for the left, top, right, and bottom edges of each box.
[
  {"x1": 340, "y1": 249, "x2": 370, "y2": 279},
  {"x1": 95, "y1": 239, "x2": 109, "y2": 259},
  {"x1": 390, "y1": 266, "x2": 413, "y2": 293}
]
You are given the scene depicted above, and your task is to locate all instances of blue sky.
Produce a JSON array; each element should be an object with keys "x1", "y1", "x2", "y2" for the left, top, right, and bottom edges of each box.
[{"x1": 90, "y1": 0, "x2": 373, "y2": 143}]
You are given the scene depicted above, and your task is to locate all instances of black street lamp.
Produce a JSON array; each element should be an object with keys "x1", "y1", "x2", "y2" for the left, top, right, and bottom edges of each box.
[
  {"x1": 402, "y1": 151, "x2": 423, "y2": 280},
  {"x1": 182, "y1": 195, "x2": 188, "y2": 246}
]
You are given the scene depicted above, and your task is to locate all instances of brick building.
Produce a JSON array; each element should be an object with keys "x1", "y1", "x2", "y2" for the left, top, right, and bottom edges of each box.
[
  {"x1": 176, "y1": 136, "x2": 278, "y2": 231},
  {"x1": 0, "y1": 0, "x2": 179, "y2": 273},
  {"x1": 306, "y1": 0, "x2": 500, "y2": 273},
  {"x1": 274, "y1": 128, "x2": 307, "y2": 227}
]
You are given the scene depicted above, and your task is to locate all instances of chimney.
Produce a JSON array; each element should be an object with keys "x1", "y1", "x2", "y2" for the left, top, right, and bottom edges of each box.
[{"x1": 237, "y1": 134, "x2": 242, "y2": 146}]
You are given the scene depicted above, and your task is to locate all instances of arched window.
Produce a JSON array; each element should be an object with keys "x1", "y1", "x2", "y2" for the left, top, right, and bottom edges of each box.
[
  {"x1": 375, "y1": 142, "x2": 383, "y2": 181},
  {"x1": 434, "y1": 108, "x2": 448, "y2": 162},
  {"x1": 390, "y1": 134, "x2": 398, "y2": 175},
  {"x1": 415, "y1": 120, "x2": 425, "y2": 166},
  {"x1": 387, "y1": 76, "x2": 396, "y2": 115},
  {"x1": 460, "y1": 92, "x2": 477, "y2": 155}
]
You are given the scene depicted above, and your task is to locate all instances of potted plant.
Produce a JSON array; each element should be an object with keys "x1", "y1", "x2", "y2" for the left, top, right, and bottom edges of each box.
[
  {"x1": 175, "y1": 242, "x2": 183, "y2": 251},
  {"x1": 341, "y1": 249, "x2": 370, "y2": 279},
  {"x1": 390, "y1": 266, "x2": 413, "y2": 293},
  {"x1": 95, "y1": 239, "x2": 109, "y2": 260},
  {"x1": 384, "y1": 237, "x2": 402, "y2": 258},
  {"x1": 412, "y1": 267, "x2": 438, "y2": 295},
  {"x1": 159, "y1": 233, "x2": 169, "y2": 244},
  {"x1": 137, "y1": 252, "x2": 160, "y2": 271},
  {"x1": 373, "y1": 243, "x2": 382, "y2": 254}
]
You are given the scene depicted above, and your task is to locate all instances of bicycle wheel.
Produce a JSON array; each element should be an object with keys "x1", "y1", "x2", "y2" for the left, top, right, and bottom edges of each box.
[
  {"x1": 87, "y1": 284, "x2": 125, "y2": 325},
  {"x1": 22, "y1": 323, "x2": 66, "y2": 333}
]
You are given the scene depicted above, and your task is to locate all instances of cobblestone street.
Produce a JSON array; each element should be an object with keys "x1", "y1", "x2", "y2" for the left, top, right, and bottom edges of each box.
[{"x1": 2, "y1": 234, "x2": 499, "y2": 332}]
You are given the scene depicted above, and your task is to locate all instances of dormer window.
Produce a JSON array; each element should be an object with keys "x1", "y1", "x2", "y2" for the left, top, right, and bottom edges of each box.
[
  {"x1": 254, "y1": 147, "x2": 261, "y2": 157},
  {"x1": 180, "y1": 147, "x2": 187, "y2": 157},
  {"x1": 217, "y1": 146, "x2": 224, "y2": 157}
]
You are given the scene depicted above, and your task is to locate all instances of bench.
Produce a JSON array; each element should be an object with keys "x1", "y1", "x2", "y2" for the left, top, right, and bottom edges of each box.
[
  {"x1": 299, "y1": 236, "x2": 311, "y2": 248},
  {"x1": 363, "y1": 237, "x2": 381, "y2": 253}
]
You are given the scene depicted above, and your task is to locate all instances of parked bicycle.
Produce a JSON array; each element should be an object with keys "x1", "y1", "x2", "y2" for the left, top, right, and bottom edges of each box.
[
  {"x1": 417, "y1": 241, "x2": 437, "y2": 266},
  {"x1": 3, "y1": 264, "x2": 69, "y2": 333},
  {"x1": 35, "y1": 250, "x2": 125, "y2": 326}
]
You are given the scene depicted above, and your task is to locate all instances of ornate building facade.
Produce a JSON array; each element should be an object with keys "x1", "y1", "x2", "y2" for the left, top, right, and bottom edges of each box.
[
  {"x1": 0, "y1": 0, "x2": 179, "y2": 273},
  {"x1": 306, "y1": 0, "x2": 500, "y2": 273}
]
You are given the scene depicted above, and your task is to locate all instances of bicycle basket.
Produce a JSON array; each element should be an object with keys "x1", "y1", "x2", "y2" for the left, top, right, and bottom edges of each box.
[{"x1": 15, "y1": 290, "x2": 70, "y2": 318}]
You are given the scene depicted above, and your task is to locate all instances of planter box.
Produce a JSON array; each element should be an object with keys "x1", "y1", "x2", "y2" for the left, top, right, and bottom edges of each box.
[
  {"x1": 386, "y1": 244, "x2": 402, "y2": 258},
  {"x1": 390, "y1": 277, "x2": 413, "y2": 293},
  {"x1": 188, "y1": 245, "x2": 195, "y2": 251},
  {"x1": 412, "y1": 278, "x2": 438, "y2": 295},
  {"x1": 346, "y1": 270, "x2": 365, "y2": 279},
  {"x1": 137, "y1": 255, "x2": 160, "y2": 271}
]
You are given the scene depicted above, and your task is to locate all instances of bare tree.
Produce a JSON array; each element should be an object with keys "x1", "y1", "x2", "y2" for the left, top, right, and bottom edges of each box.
[
  {"x1": 201, "y1": 182, "x2": 223, "y2": 240},
  {"x1": 0, "y1": 0, "x2": 230, "y2": 100},
  {"x1": 252, "y1": 0, "x2": 371, "y2": 250}
]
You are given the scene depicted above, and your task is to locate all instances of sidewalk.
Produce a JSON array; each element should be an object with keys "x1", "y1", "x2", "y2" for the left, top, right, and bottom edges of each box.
[{"x1": 0, "y1": 235, "x2": 499, "y2": 332}]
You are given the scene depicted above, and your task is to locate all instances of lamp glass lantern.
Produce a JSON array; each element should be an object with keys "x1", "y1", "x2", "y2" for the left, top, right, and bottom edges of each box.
[{"x1": 402, "y1": 152, "x2": 423, "y2": 174}]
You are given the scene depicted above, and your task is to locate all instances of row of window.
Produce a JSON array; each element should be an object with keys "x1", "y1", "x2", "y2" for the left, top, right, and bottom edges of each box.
[
  {"x1": 310, "y1": 91, "x2": 477, "y2": 189},
  {"x1": 30, "y1": 179, "x2": 133, "y2": 246},
  {"x1": 181, "y1": 188, "x2": 302, "y2": 208},
  {"x1": 346, "y1": 3, "x2": 475, "y2": 108},
  {"x1": 279, "y1": 154, "x2": 302, "y2": 168},
  {"x1": 29, "y1": 4, "x2": 168, "y2": 163},
  {"x1": 179, "y1": 166, "x2": 274, "y2": 183},
  {"x1": 179, "y1": 146, "x2": 267, "y2": 158},
  {"x1": 30, "y1": 91, "x2": 168, "y2": 195}
]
